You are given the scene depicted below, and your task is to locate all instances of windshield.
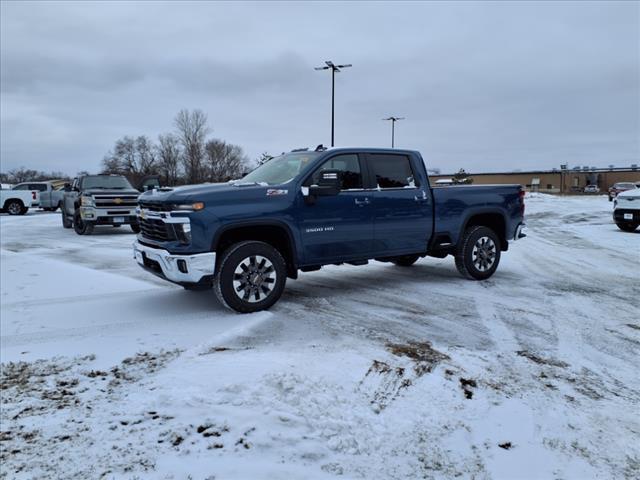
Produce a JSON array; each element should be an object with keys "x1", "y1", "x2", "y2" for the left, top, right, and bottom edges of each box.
[
  {"x1": 241, "y1": 152, "x2": 321, "y2": 185},
  {"x1": 81, "y1": 175, "x2": 133, "y2": 190},
  {"x1": 614, "y1": 183, "x2": 636, "y2": 189}
]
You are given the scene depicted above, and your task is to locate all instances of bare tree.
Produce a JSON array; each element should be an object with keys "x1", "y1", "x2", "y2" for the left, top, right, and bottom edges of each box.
[
  {"x1": 156, "y1": 133, "x2": 182, "y2": 186},
  {"x1": 205, "y1": 139, "x2": 249, "y2": 182},
  {"x1": 101, "y1": 135, "x2": 158, "y2": 184},
  {"x1": 174, "y1": 109, "x2": 209, "y2": 184}
]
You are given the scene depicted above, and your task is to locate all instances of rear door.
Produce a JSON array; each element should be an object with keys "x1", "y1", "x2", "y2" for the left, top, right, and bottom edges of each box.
[
  {"x1": 364, "y1": 153, "x2": 433, "y2": 255},
  {"x1": 299, "y1": 153, "x2": 374, "y2": 264}
]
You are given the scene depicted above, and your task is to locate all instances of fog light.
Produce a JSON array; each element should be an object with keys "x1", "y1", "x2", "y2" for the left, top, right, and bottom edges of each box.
[
  {"x1": 177, "y1": 259, "x2": 188, "y2": 274},
  {"x1": 178, "y1": 223, "x2": 191, "y2": 244}
]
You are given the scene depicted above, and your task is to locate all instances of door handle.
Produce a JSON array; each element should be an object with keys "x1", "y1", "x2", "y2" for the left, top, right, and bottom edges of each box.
[
  {"x1": 414, "y1": 191, "x2": 429, "y2": 202},
  {"x1": 354, "y1": 198, "x2": 370, "y2": 206}
]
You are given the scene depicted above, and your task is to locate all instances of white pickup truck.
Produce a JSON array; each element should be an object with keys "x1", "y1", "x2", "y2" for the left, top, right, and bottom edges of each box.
[
  {"x1": 613, "y1": 188, "x2": 640, "y2": 232},
  {"x1": 1, "y1": 184, "x2": 40, "y2": 215}
]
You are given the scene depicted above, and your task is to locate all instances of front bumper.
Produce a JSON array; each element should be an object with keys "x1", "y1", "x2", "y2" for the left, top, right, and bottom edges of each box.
[
  {"x1": 133, "y1": 240, "x2": 216, "y2": 285},
  {"x1": 81, "y1": 207, "x2": 138, "y2": 224},
  {"x1": 613, "y1": 209, "x2": 640, "y2": 223}
]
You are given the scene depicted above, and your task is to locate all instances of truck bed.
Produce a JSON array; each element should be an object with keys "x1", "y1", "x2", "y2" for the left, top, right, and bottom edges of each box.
[{"x1": 431, "y1": 184, "x2": 523, "y2": 248}]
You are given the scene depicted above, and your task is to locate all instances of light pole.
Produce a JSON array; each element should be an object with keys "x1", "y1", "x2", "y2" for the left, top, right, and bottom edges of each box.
[
  {"x1": 383, "y1": 116, "x2": 405, "y2": 148},
  {"x1": 314, "y1": 60, "x2": 352, "y2": 147}
]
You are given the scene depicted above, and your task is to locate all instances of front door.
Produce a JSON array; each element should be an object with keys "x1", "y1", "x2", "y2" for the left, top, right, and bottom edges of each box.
[{"x1": 299, "y1": 154, "x2": 374, "y2": 264}]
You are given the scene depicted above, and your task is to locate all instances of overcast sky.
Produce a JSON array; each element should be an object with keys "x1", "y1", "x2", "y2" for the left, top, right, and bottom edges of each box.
[{"x1": 1, "y1": 1, "x2": 638, "y2": 175}]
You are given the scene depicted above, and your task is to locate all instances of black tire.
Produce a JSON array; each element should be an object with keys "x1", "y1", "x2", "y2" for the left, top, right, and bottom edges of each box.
[
  {"x1": 5, "y1": 200, "x2": 24, "y2": 215},
  {"x1": 130, "y1": 223, "x2": 141, "y2": 234},
  {"x1": 73, "y1": 211, "x2": 94, "y2": 235},
  {"x1": 391, "y1": 254, "x2": 421, "y2": 267},
  {"x1": 214, "y1": 241, "x2": 287, "y2": 313},
  {"x1": 61, "y1": 210, "x2": 72, "y2": 228},
  {"x1": 455, "y1": 226, "x2": 501, "y2": 280},
  {"x1": 616, "y1": 222, "x2": 639, "y2": 232},
  {"x1": 113, "y1": 225, "x2": 121, "y2": 228},
  {"x1": 608, "y1": 196, "x2": 613, "y2": 202}
]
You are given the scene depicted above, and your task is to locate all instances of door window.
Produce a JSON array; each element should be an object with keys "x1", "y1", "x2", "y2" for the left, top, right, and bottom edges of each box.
[
  {"x1": 30, "y1": 184, "x2": 47, "y2": 192},
  {"x1": 308, "y1": 154, "x2": 363, "y2": 190},
  {"x1": 368, "y1": 154, "x2": 418, "y2": 189},
  {"x1": 12, "y1": 184, "x2": 29, "y2": 190}
]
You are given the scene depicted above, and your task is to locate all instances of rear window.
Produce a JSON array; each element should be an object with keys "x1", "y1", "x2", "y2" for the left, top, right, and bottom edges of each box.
[{"x1": 368, "y1": 154, "x2": 418, "y2": 189}]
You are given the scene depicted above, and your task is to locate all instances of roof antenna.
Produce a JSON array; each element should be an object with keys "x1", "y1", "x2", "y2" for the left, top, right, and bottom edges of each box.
[{"x1": 315, "y1": 144, "x2": 327, "y2": 152}]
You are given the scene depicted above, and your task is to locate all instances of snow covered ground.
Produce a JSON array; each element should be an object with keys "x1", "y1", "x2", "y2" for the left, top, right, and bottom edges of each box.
[{"x1": 1, "y1": 195, "x2": 638, "y2": 480}]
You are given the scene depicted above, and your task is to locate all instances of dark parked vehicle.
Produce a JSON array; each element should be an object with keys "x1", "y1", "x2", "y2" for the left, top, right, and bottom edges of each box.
[
  {"x1": 133, "y1": 147, "x2": 526, "y2": 313},
  {"x1": 62, "y1": 175, "x2": 140, "y2": 235},
  {"x1": 608, "y1": 182, "x2": 637, "y2": 201}
]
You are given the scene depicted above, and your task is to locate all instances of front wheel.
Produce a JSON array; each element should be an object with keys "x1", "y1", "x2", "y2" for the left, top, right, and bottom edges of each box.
[
  {"x1": 130, "y1": 223, "x2": 141, "y2": 234},
  {"x1": 214, "y1": 241, "x2": 287, "y2": 313},
  {"x1": 616, "y1": 222, "x2": 639, "y2": 232},
  {"x1": 61, "y1": 210, "x2": 72, "y2": 228},
  {"x1": 391, "y1": 254, "x2": 421, "y2": 267},
  {"x1": 455, "y1": 226, "x2": 501, "y2": 280},
  {"x1": 73, "y1": 211, "x2": 94, "y2": 235}
]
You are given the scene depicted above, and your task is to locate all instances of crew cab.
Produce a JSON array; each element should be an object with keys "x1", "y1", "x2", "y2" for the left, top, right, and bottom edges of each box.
[
  {"x1": 62, "y1": 174, "x2": 141, "y2": 235},
  {"x1": 613, "y1": 188, "x2": 640, "y2": 232},
  {"x1": 133, "y1": 147, "x2": 526, "y2": 313},
  {"x1": 13, "y1": 181, "x2": 65, "y2": 211},
  {"x1": 1, "y1": 185, "x2": 39, "y2": 215}
]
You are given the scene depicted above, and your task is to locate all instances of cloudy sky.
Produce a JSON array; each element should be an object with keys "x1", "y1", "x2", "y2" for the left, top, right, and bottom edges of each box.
[{"x1": 1, "y1": 1, "x2": 638, "y2": 175}]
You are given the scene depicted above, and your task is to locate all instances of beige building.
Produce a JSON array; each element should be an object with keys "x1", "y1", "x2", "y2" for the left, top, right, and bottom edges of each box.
[{"x1": 430, "y1": 167, "x2": 640, "y2": 193}]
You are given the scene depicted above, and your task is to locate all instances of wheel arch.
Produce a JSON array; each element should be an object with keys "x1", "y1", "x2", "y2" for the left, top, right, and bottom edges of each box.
[
  {"x1": 212, "y1": 221, "x2": 299, "y2": 279},
  {"x1": 3, "y1": 198, "x2": 25, "y2": 210},
  {"x1": 458, "y1": 209, "x2": 509, "y2": 251}
]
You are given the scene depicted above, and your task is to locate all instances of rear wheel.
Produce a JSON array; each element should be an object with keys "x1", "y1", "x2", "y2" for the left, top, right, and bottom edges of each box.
[
  {"x1": 214, "y1": 241, "x2": 286, "y2": 313},
  {"x1": 455, "y1": 226, "x2": 501, "y2": 280},
  {"x1": 5, "y1": 200, "x2": 24, "y2": 215},
  {"x1": 73, "y1": 211, "x2": 94, "y2": 235},
  {"x1": 391, "y1": 254, "x2": 420, "y2": 267},
  {"x1": 61, "y1": 210, "x2": 72, "y2": 228},
  {"x1": 616, "y1": 222, "x2": 639, "y2": 232}
]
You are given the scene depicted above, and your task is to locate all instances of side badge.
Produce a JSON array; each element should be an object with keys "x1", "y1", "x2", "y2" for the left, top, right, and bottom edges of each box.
[{"x1": 266, "y1": 189, "x2": 288, "y2": 196}]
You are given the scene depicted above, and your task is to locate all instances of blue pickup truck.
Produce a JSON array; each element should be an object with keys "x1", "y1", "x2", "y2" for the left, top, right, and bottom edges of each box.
[{"x1": 133, "y1": 147, "x2": 526, "y2": 313}]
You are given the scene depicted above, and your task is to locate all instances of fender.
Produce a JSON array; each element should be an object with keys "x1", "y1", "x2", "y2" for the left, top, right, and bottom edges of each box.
[
  {"x1": 211, "y1": 218, "x2": 301, "y2": 268},
  {"x1": 456, "y1": 206, "x2": 509, "y2": 247}
]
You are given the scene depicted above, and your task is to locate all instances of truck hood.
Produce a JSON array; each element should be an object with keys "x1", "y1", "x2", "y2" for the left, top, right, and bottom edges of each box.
[
  {"x1": 617, "y1": 188, "x2": 640, "y2": 200},
  {"x1": 139, "y1": 182, "x2": 277, "y2": 205}
]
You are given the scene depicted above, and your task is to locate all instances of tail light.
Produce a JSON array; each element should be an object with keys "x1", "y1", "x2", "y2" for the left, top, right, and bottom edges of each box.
[
  {"x1": 519, "y1": 188, "x2": 525, "y2": 216},
  {"x1": 32, "y1": 191, "x2": 37, "y2": 200}
]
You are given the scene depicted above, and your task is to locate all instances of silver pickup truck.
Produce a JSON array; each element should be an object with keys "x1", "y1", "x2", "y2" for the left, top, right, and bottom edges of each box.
[
  {"x1": 61, "y1": 174, "x2": 140, "y2": 235},
  {"x1": 12, "y1": 181, "x2": 65, "y2": 211}
]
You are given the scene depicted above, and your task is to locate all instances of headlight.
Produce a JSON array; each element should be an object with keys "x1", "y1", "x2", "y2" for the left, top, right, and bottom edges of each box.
[
  {"x1": 81, "y1": 195, "x2": 95, "y2": 207},
  {"x1": 173, "y1": 202, "x2": 204, "y2": 211}
]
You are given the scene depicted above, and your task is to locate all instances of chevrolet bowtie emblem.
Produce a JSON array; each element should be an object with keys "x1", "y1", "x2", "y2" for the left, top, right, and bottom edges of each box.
[{"x1": 114, "y1": 198, "x2": 122, "y2": 204}]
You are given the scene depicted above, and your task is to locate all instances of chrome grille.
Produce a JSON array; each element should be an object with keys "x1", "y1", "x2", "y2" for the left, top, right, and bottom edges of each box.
[{"x1": 94, "y1": 194, "x2": 139, "y2": 208}]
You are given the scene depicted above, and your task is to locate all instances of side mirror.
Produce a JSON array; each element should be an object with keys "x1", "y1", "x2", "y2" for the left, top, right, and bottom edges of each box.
[
  {"x1": 309, "y1": 169, "x2": 341, "y2": 197},
  {"x1": 64, "y1": 183, "x2": 71, "y2": 192}
]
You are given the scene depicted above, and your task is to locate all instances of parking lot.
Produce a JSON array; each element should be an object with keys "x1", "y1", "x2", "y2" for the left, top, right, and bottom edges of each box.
[{"x1": 1, "y1": 194, "x2": 638, "y2": 479}]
